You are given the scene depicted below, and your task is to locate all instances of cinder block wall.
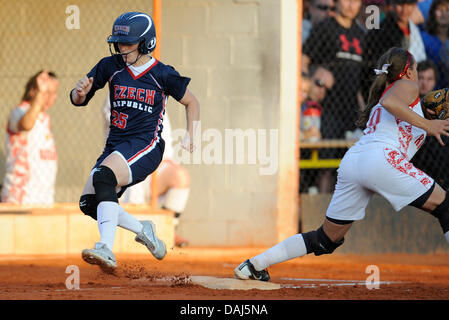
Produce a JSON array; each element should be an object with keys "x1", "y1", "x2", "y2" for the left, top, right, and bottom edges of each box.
[{"x1": 0, "y1": 0, "x2": 299, "y2": 247}]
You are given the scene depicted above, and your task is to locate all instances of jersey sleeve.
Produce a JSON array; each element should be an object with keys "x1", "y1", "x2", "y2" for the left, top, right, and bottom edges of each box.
[
  {"x1": 70, "y1": 57, "x2": 115, "y2": 107},
  {"x1": 8, "y1": 107, "x2": 26, "y2": 133},
  {"x1": 162, "y1": 66, "x2": 191, "y2": 101}
]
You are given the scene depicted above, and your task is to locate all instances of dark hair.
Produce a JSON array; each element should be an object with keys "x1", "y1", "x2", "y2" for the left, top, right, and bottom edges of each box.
[
  {"x1": 357, "y1": 47, "x2": 415, "y2": 126},
  {"x1": 417, "y1": 59, "x2": 439, "y2": 83},
  {"x1": 22, "y1": 70, "x2": 58, "y2": 102},
  {"x1": 426, "y1": 0, "x2": 449, "y2": 36}
]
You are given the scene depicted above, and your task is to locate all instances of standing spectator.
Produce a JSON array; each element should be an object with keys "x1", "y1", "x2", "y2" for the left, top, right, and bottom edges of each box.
[
  {"x1": 303, "y1": 0, "x2": 336, "y2": 43},
  {"x1": 413, "y1": 59, "x2": 448, "y2": 190},
  {"x1": 303, "y1": 0, "x2": 365, "y2": 141},
  {"x1": 362, "y1": 0, "x2": 427, "y2": 100},
  {"x1": 303, "y1": 0, "x2": 365, "y2": 192},
  {"x1": 420, "y1": 0, "x2": 449, "y2": 89},
  {"x1": 2, "y1": 71, "x2": 59, "y2": 205}
]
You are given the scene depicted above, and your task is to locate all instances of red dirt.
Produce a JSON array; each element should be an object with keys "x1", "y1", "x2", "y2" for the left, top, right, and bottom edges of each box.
[{"x1": 0, "y1": 247, "x2": 448, "y2": 300}]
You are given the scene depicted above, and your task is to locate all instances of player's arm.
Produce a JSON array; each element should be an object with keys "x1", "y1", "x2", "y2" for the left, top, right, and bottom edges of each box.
[
  {"x1": 70, "y1": 76, "x2": 94, "y2": 105},
  {"x1": 381, "y1": 80, "x2": 449, "y2": 146},
  {"x1": 18, "y1": 72, "x2": 49, "y2": 131},
  {"x1": 179, "y1": 88, "x2": 200, "y2": 153}
]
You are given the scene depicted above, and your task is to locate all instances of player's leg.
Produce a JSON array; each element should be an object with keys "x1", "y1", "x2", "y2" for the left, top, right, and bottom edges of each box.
[
  {"x1": 157, "y1": 159, "x2": 191, "y2": 247},
  {"x1": 235, "y1": 150, "x2": 369, "y2": 281},
  {"x1": 409, "y1": 181, "x2": 449, "y2": 243}
]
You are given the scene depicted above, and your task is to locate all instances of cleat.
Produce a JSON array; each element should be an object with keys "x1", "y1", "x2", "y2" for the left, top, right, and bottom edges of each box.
[
  {"x1": 234, "y1": 259, "x2": 270, "y2": 281},
  {"x1": 81, "y1": 242, "x2": 117, "y2": 274},
  {"x1": 135, "y1": 220, "x2": 167, "y2": 260}
]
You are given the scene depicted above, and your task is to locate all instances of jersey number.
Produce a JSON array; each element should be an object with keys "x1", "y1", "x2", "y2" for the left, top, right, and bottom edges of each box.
[
  {"x1": 111, "y1": 110, "x2": 128, "y2": 129},
  {"x1": 365, "y1": 107, "x2": 382, "y2": 134}
]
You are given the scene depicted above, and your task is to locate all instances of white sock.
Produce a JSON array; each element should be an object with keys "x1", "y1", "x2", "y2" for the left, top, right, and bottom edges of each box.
[
  {"x1": 97, "y1": 201, "x2": 119, "y2": 251},
  {"x1": 250, "y1": 234, "x2": 308, "y2": 271},
  {"x1": 117, "y1": 205, "x2": 143, "y2": 234},
  {"x1": 445, "y1": 231, "x2": 449, "y2": 244}
]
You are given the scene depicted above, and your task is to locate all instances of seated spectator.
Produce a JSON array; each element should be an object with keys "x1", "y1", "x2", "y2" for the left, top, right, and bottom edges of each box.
[
  {"x1": 420, "y1": 0, "x2": 449, "y2": 89},
  {"x1": 412, "y1": 59, "x2": 449, "y2": 190},
  {"x1": 102, "y1": 98, "x2": 191, "y2": 247},
  {"x1": 1, "y1": 71, "x2": 59, "y2": 205},
  {"x1": 303, "y1": 0, "x2": 336, "y2": 43},
  {"x1": 417, "y1": 59, "x2": 439, "y2": 98},
  {"x1": 300, "y1": 66, "x2": 335, "y2": 141},
  {"x1": 362, "y1": 0, "x2": 427, "y2": 100}
]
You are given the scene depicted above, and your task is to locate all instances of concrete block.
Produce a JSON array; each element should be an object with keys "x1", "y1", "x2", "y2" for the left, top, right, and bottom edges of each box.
[
  {"x1": 231, "y1": 36, "x2": 261, "y2": 67},
  {"x1": 185, "y1": 37, "x2": 231, "y2": 66},
  {"x1": 178, "y1": 220, "x2": 228, "y2": 246},
  {"x1": 163, "y1": 5, "x2": 207, "y2": 36},
  {"x1": 14, "y1": 215, "x2": 68, "y2": 255},
  {"x1": 209, "y1": 3, "x2": 258, "y2": 34},
  {"x1": 210, "y1": 68, "x2": 261, "y2": 97},
  {"x1": 67, "y1": 214, "x2": 100, "y2": 254},
  {"x1": 0, "y1": 216, "x2": 14, "y2": 255}
]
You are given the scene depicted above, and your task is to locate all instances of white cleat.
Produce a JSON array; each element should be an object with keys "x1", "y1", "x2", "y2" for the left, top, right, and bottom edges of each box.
[
  {"x1": 135, "y1": 220, "x2": 167, "y2": 260},
  {"x1": 81, "y1": 242, "x2": 117, "y2": 274}
]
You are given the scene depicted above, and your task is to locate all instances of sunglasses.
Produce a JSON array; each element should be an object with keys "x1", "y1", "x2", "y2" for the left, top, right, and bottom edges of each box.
[
  {"x1": 314, "y1": 79, "x2": 331, "y2": 90},
  {"x1": 314, "y1": 4, "x2": 336, "y2": 11}
]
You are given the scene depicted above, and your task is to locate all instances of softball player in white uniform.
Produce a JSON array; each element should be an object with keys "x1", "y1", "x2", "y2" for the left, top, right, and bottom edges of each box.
[{"x1": 235, "y1": 47, "x2": 449, "y2": 281}]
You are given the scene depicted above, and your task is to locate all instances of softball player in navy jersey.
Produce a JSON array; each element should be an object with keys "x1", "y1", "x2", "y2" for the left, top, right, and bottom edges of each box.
[
  {"x1": 235, "y1": 47, "x2": 449, "y2": 281},
  {"x1": 70, "y1": 12, "x2": 200, "y2": 273}
]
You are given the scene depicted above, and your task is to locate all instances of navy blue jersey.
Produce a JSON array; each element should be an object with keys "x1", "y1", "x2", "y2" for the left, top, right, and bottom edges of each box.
[{"x1": 71, "y1": 56, "x2": 190, "y2": 147}]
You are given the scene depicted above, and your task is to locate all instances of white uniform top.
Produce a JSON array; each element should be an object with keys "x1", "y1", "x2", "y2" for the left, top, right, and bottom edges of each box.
[
  {"x1": 1, "y1": 101, "x2": 58, "y2": 204},
  {"x1": 352, "y1": 84, "x2": 426, "y2": 160},
  {"x1": 325, "y1": 83, "x2": 433, "y2": 220}
]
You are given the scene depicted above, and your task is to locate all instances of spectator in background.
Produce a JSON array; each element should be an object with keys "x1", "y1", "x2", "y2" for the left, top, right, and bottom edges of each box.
[
  {"x1": 302, "y1": 0, "x2": 336, "y2": 43},
  {"x1": 303, "y1": 0, "x2": 365, "y2": 141},
  {"x1": 417, "y1": 59, "x2": 439, "y2": 98},
  {"x1": 413, "y1": 59, "x2": 449, "y2": 190},
  {"x1": 303, "y1": 0, "x2": 365, "y2": 193},
  {"x1": 420, "y1": 0, "x2": 449, "y2": 89},
  {"x1": 1, "y1": 71, "x2": 59, "y2": 205},
  {"x1": 300, "y1": 66, "x2": 335, "y2": 141},
  {"x1": 300, "y1": 66, "x2": 336, "y2": 194},
  {"x1": 361, "y1": 0, "x2": 427, "y2": 100},
  {"x1": 417, "y1": 0, "x2": 434, "y2": 22},
  {"x1": 102, "y1": 98, "x2": 191, "y2": 247}
]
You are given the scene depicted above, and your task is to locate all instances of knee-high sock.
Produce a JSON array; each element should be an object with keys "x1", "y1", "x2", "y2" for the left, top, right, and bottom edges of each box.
[
  {"x1": 250, "y1": 234, "x2": 308, "y2": 271},
  {"x1": 117, "y1": 205, "x2": 143, "y2": 234},
  {"x1": 97, "y1": 201, "x2": 119, "y2": 251}
]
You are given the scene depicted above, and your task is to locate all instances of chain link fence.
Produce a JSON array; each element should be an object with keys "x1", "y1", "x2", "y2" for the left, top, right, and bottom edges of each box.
[
  {"x1": 300, "y1": 0, "x2": 449, "y2": 194},
  {"x1": 0, "y1": 0, "x2": 157, "y2": 203}
]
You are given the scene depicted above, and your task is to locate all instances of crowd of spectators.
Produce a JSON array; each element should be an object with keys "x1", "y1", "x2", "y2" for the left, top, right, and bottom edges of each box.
[{"x1": 300, "y1": 0, "x2": 449, "y2": 193}]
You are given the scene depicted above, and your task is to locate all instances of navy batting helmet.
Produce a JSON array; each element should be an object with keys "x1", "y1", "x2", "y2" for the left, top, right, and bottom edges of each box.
[{"x1": 107, "y1": 12, "x2": 156, "y2": 54}]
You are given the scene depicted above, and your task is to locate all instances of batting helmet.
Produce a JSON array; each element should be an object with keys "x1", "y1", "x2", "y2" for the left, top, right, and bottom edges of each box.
[{"x1": 107, "y1": 12, "x2": 157, "y2": 55}]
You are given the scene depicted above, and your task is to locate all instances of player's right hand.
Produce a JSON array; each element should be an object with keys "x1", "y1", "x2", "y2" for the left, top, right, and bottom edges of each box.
[
  {"x1": 74, "y1": 77, "x2": 93, "y2": 98},
  {"x1": 426, "y1": 118, "x2": 449, "y2": 146}
]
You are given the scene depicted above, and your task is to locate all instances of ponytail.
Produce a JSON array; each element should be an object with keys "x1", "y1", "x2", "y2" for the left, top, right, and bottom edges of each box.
[{"x1": 357, "y1": 47, "x2": 414, "y2": 128}]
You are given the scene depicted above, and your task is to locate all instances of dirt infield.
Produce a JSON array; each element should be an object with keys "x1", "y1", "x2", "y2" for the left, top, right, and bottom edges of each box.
[{"x1": 0, "y1": 247, "x2": 448, "y2": 300}]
